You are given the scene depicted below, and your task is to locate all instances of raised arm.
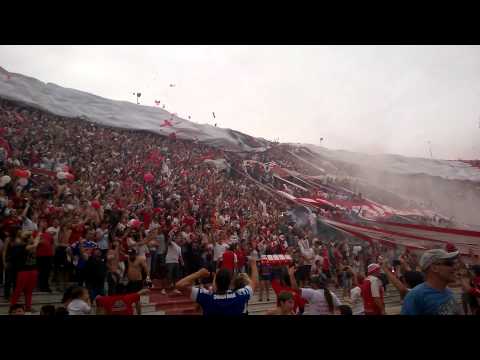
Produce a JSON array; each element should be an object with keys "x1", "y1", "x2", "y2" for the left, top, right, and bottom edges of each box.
[
  {"x1": 21, "y1": 203, "x2": 31, "y2": 220},
  {"x1": 175, "y1": 268, "x2": 211, "y2": 298},
  {"x1": 249, "y1": 257, "x2": 258, "y2": 292},
  {"x1": 288, "y1": 265, "x2": 298, "y2": 290},
  {"x1": 26, "y1": 233, "x2": 41, "y2": 251},
  {"x1": 381, "y1": 260, "x2": 409, "y2": 300},
  {"x1": 399, "y1": 257, "x2": 411, "y2": 272}
]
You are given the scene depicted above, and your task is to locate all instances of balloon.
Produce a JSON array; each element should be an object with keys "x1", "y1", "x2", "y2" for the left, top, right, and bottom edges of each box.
[
  {"x1": 0, "y1": 175, "x2": 11, "y2": 187},
  {"x1": 144, "y1": 172, "x2": 154, "y2": 183},
  {"x1": 13, "y1": 169, "x2": 30, "y2": 178},
  {"x1": 128, "y1": 219, "x2": 142, "y2": 228}
]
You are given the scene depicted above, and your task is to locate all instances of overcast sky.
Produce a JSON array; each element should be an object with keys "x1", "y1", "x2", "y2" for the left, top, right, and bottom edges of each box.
[{"x1": 1, "y1": 45, "x2": 479, "y2": 159}]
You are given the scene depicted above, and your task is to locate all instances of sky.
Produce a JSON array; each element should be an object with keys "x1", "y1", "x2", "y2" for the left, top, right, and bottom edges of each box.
[{"x1": 1, "y1": 45, "x2": 479, "y2": 160}]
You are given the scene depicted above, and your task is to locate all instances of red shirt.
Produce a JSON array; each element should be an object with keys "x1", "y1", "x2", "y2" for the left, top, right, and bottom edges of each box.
[
  {"x1": 36, "y1": 232, "x2": 54, "y2": 257},
  {"x1": 69, "y1": 224, "x2": 85, "y2": 244},
  {"x1": 1, "y1": 216, "x2": 22, "y2": 235},
  {"x1": 141, "y1": 210, "x2": 153, "y2": 229},
  {"x1": 183, "y1": 216, "x2": 196, "y2": 228},
  {"x1": 221, "y1": 250, "x2": 236, "y2": 271},
  {"x1": 96, "y1": 293, "x2": 141, "y2": 315},
  {"x1": 322, "y1": 255, "x2": 330, "y2": 271},
  {"x1": 235, "y1": 249, "x2": 246, "y2": 268},
  {"x1": 361, "y1": 276, "x2": 385, "y2": 315},
  {"x1": 271, "y1": 279, "x2": 306, "y2": 313}
]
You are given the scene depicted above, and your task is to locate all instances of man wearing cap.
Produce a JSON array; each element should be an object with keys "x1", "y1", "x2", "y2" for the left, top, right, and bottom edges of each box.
[
  {"x1": 361, "y1": 263, "x2": 385, "y2": 315},
  {"x1": 401, "y1": 249, "x2": 462, "y2": 315}
]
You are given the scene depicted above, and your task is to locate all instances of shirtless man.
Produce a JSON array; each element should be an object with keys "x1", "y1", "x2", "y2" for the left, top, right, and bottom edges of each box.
[
  {"x1": 106, "y1": 240, "x2": 122, "y2": 295},
  {"x1": 126, "y1": 248, "x2": 149, "y2": 293}
]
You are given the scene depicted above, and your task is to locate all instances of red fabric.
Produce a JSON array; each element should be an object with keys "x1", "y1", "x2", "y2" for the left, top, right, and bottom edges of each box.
[
  {"x1": 322, "y1": 249, "x2": 330, "y2": 271},
  {"x1": 69, "y1": 224, "x2": 85, "y2": 244},
  {"x1": 11, "y1": 270, "x2": 38, "y2": 310},
  {"x1": 221, "y1": 250, "x2": 235, "y2": 271},
  {"x1": 379, "y1": 221, "x2": 480, "y2": 238},
  {"x1": 361, "y1": 278, "x2": 384, "y2": 315},
  {"x1": 141, "y1": 210, "x2": 153, "y2": 230},
  {"x1": 183, "y1": 216, "x2": 195, "y2": 228},
  {"x1": 36, "y1": 232, "x2": 54, "y2": 257},
  {"x1": 235, "y1": 249, "x2": 246, "y2": 268},
  {"x1": 96, "y1": 293, "x2": 141, "y2": 315},
  {"x1": 1, "y1": 216, "x2": 22, "y2": 235},
  {"x1": 160, "y1": 119, "x2": 174, "y2": 127},
  {"x1": 271, "y1": 279, "x2": 306, "y2": 313},
  {"x1": 469, "y1": 287, "x2": 480, "y2": 298}
]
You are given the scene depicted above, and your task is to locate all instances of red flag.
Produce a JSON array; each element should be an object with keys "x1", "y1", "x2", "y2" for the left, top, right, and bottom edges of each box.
[{"x1": 160, "y1": 119, "x2": 174, "y2": 127}]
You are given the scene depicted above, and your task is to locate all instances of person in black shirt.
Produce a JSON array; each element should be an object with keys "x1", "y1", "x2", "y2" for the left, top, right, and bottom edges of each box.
[
  {"x1": 10, "y1": 231, "x2": 40, "y2": 312},
  {"x1": 84, "y1": 248, "x2": 107, "y2": 300},
  {"x1": 2, "y1": 235, "x2": 16, "y2": 300}
]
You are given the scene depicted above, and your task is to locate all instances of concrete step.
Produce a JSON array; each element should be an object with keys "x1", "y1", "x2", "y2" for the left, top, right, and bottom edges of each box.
[
  {"x1": 165, "y1": 305, "x2": 202, "y2": 315},
  {"x1": 143, "y1": 310, "x2": 166, "y2": 315},
  {"x1": 1, "y1": 301, "x2": 159, "y2": 315},
  {"x1": 0, "y1": 294, "x2": 63, "y2": 305}
]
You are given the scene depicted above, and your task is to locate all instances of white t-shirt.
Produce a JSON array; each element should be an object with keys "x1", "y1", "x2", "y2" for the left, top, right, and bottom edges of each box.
[
  {"x1": 367, "y1": 275, "x2": 383, "y2": 298},
  {"x1": 213, "y1": 243, "x2": 229, "y2": 262},
  {"x1": 353, "y1": 246, "x2": 362, "y2": 256},
  {"x1": 22, "y1": 218, "x2": 38, "y2": 232},
  {"x1": 67, "y1": 299, "x2": 91, "y2": 315},
  {"x1": 165, "y1": 242, "x2": 182, "y2": 264},
  {"x1": 301, "y1": 288, "x2": 342, "y2": 315},
  {"x1": 314, "y1": 255, "x2": 324, "y2": 266},
  {"x1": 48, "y1": 227, "x2": 61, "y2": 247},
  {"x1": 350, "y1": 286, "x2": 365, "y2": 315},
  {"x1": 301, "y1": 248, "x2": 315, "y2": 266}
]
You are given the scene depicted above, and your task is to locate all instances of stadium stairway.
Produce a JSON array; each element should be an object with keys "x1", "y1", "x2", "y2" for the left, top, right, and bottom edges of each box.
[
  {"x1": 0, "y1": 284, "x2": 165, "y2": 315},
  {"x1": 0, "y1": 283, "x2": 465, "y2": 315}
]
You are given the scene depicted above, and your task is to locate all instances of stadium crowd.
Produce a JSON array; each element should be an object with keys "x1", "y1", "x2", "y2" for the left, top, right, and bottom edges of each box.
[{"x1": 0, "y1": 98, "x2": 479, "y2": 316}]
